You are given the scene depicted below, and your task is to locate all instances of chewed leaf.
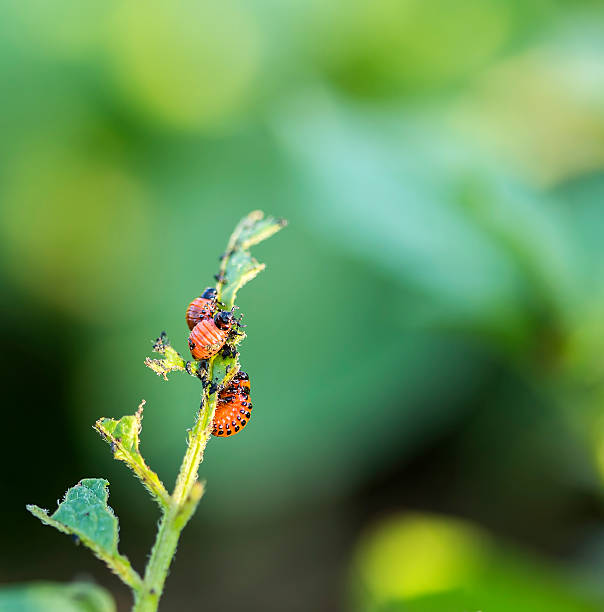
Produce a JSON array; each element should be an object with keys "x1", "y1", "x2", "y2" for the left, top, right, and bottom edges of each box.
[
  {"x1": 30, "y1": 479, "x2": 118, "y2": 552},
  {"x1": 220, "y1": 251, "x2": 265, "y2": 309},
  {"x1": 225, "y1": 209, "x2": 287, "y2": 252},
  {"x1": 0, "y1": 581, "x2": 116, "y2": 612},
  {"x1": 218, "y1": 211, "x2": 287, "y2": 308},
  {"x1": 27, "y1": 480, "x2": 140, "y2": 589},
  {"x1": 145, "y1": 333, "x2": 202, "y2": 381},
  {"x1": 95, "y1": 403, "x2": 170, "y2": 507}
]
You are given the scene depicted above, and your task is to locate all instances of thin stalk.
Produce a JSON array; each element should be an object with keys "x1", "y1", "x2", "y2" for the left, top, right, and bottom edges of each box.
[
  {"x1": 132, "y1": 365, "x2": 217, "y2": 612},
  {"x1": 107, "y1": 555, "x2": 144, "y2": 592}
]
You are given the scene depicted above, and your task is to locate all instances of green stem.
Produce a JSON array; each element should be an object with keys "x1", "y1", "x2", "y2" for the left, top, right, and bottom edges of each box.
[{"x1": 132, "y1": 367, "x2": 217, "y2": 612}]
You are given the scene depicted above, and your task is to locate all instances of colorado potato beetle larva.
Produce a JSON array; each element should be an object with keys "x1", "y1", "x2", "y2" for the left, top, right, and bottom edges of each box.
[
  {"x1": 185, "y1": 287, "x2": 217, "y2": 331},
  {"x1": 213, "y1": 371, "x2": 252, "y2": 437},
  {"x1": 188, "y1": 310, "x2": 235, "y2": 360}
]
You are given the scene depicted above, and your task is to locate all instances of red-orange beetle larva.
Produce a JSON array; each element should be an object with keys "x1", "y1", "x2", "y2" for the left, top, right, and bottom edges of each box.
[
  {"x1": 213, "y1": 371, "x2": 252, "y2": 437},
  {"x1": 185, "y1": 287, "x2": 217, "y2": 331},
  {"x1": 188, "y1": 310, "x2": 235, "y2": 360}
]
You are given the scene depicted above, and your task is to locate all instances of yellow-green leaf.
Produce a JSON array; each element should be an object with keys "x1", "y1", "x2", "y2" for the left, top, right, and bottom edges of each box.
[{"x1": 95, "y1": 402, "x2": 170, "y2": 508}]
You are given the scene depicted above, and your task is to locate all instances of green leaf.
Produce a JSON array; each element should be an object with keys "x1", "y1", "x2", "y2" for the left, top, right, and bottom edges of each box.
[
  {"x1": 94, "y1": 403, "x2": 170, "y2": 508},
  {"x1": 0, "y1": 581, "x2": 115, "y2": 612},
  {"x1": 210, "y1": 349, "x2": 240, "y2": 394},
  {"x1": 220, "y1": 250, "x2": 265, "y2": 309},
  {"x1": 218, "y1": 210, "x2": 287, "y2": 308},
  {"x1": 226, "y1": 209, "x2": 287, "y2": 253},
  {"x1": 29, "y1": 479, "x2": 118, "y2": 551},
  {"x1": 27, "y1": 479, "x2": 141, "y2": 589}
]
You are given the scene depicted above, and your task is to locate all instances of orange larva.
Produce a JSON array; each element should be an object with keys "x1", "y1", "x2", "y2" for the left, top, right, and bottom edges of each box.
[
  {"x1": 185, "y1": 287, "x2": 217, "y2": 331},
  {"x1": 188, "y1": 310, "x2": 234, "y2": 360},
  {"x1": 213, "y1": 371, "x2": 252, "y2": 437}
]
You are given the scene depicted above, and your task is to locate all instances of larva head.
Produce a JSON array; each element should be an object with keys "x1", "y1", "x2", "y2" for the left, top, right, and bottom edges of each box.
[
  {"x1": 214, "y1": 310, "x2": 235, "y2": 331},
  {"x1": 201, "y1": 287, "x2": 217, "y2": 300},
  {"x1": 186, "y1": 289, "x2": 218, "y2": 330}
]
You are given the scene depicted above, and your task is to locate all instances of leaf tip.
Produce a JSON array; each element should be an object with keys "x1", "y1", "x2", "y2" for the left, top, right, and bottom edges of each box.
[
  {"x1": 26, "y1": 503, "x2": 44, "y2": 516},
  {"x1": 136, "y1": 399, "x2": 146, "y2": 420}
]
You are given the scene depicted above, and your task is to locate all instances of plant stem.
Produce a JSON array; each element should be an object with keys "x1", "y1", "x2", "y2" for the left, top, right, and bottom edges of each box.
[
  {"x1": 130, "y1": 212, "x2": 285, "y2": 611},
  {"x1": 132, "y1": 366, "x2": 217, "y2": 612}
]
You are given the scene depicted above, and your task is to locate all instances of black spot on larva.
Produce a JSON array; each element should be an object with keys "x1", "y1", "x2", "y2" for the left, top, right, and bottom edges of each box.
[
  {"x1": 232, "y1": 420, "x2": 236, "y2": 426},
  {"x1": 241, "y1": 420, "x2": 246, "y2": 426},
  {"x1": 245, "y1": 411, "x2": 251, "y2": 418},
  {"x1": 239, "y1": 408, "x2": 245, "y2": 414},
  {"x1": 226, "y1": 430, "x2": 231, "y2": 435},
  {"x1": 236, "y1": 415, "x2": 241, "y2": 421},
  {"x1": 234, "y1": 425, "x2": 240, "y2": 432},
  {"x1": 218, "y1": 430, "x2": 223, "y2": 435},
  {"x1": 188, "y1": 339, "x2": 195, "y2": 350}
]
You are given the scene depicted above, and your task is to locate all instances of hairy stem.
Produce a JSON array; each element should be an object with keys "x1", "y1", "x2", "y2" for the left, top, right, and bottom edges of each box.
[{"x1": 132, "y1": 368, "x2": 217, "y2": 611}]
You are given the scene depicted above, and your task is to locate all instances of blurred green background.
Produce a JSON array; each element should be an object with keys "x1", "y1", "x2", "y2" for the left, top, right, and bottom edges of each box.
[{"x1": 2, "y1": 0, "x2": 604, "y2": 610}]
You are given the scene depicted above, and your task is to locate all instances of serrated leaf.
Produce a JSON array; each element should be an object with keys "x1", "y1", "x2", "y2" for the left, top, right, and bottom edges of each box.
[
  {"x1": 27, "y1": 479, "x2": 140, "y2": 589},
  {"x1": 0, "y1": 581, "x2": 115, "y2": 612},
  {"x1": 218, "y1": 210, "x2": 286, "y2": 308},
  {"x1": 94, "y1": 403, "x2": 170, "y2": 507}
]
